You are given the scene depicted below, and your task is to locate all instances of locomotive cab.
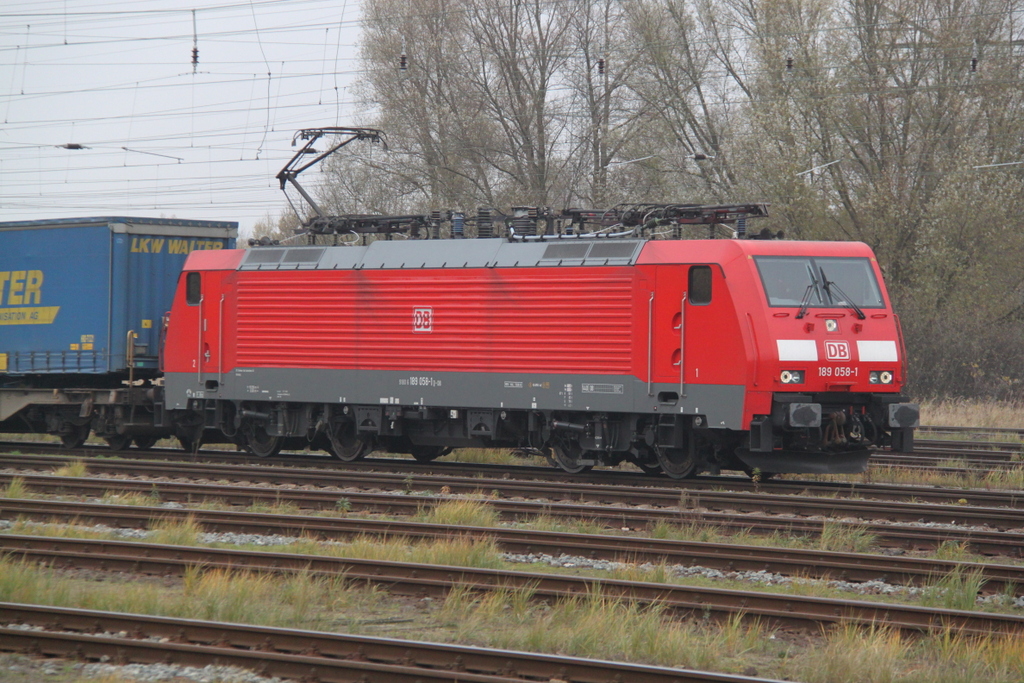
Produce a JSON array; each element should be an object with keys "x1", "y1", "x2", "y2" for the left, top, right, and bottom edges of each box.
[{"x1": 736, "y1": 242, "x2": 919, "y2": 474}]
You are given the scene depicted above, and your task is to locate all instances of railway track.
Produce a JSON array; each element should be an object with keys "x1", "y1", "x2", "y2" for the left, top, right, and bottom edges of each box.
[
  {"x1": 1, "y1": 471, "x2": 1022, "y2": 557},
  {"x1": 4, "y1": 497, "x2": 1021, "y2": 593},
  {"x1": 2, "y1": 452, "x2": 1024, "y2": 512},
  {"x1": 917, "y1": 426, "x2": 1024, "y2": 439},
  {"x1": 0, "y1": 602, "x2": 756, "y2": 683},
  {"x1": 4, "y1": 435, "x2": 1024, "y2": 481},
  {"x1": 4, "y1": 435, "x2": 1024, "y2": 491},
  {"x1": 3, "y1": 534, "x2": 1022, "y2": 636}
]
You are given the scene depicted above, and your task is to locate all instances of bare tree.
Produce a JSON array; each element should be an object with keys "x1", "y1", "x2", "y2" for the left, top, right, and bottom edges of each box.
[
  {"x1": 359, "y1": 0, "x2": 498, "y2": 208},
  {"x1": 559, "y1": 0, "x2": 648, "y2": 206},
  {"x1": 459, "y1": 0, "x2": 576, "y2": 206},
  {"x1": 624, "y1": 0, "x2": 743, "y2": 200}
]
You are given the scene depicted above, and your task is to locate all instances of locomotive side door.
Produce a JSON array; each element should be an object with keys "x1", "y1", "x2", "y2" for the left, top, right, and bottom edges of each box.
[
  {"x1": 200, "y1": 272, "x2": 225, "y2": 387},
  {"x1": 653, "y1": 266, "x2": 688, "y2": 395},
  {"x1": 181, "y1": 270, "x2": 223, "y2": 389},
  {"x1": 653, "y1": 264, "x2": 715, "y2": 397}
]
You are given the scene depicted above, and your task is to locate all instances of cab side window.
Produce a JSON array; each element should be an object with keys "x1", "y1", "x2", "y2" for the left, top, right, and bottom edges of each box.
[
  {"x1": 185, "y1": 272, "x2": 202, "y2": 305},
  {"x1": 689, "y1": 265, "x2": 712, "y2": 305}
]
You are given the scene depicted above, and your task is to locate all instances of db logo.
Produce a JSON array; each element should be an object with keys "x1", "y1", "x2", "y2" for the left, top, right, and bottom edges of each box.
[
  {"x1": 413, "y1": 307, "x2": 433, "y2": 333},
  {"x1": 824, "y1": 340, "x2": 851, "y2": 361}
]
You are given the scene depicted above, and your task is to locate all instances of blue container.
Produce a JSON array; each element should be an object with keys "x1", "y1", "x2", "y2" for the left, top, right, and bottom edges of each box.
[{"x1": 0, "y1": 217, "x2": 237, "y2": 375}]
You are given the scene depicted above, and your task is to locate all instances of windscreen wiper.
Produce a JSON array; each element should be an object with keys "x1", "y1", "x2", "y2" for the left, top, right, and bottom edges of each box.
[
  {"x1": 794, "y1": 282, "x2": 819, "y2": 321},
  {"x1": 795, "y1": 270, "x2": 821, "y2": 319},
  {"x1": 820, "y1": 267, "x2": 866, "y2": 319}
]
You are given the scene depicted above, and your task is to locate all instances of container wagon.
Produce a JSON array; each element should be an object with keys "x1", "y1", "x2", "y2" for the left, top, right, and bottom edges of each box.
[{"x1": 0, "y1": 216, "x2": 237, "y2": 448}]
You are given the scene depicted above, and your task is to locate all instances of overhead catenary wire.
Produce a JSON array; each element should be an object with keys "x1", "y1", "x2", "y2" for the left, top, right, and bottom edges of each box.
[{"x1": 1, "y1": 0, "x2": 1021, "y2": 237}]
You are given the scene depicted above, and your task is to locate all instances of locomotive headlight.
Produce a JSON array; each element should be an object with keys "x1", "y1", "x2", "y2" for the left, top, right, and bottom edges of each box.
[
  {"x1": 780, "y1": 370, "x2": 804, "y2": 384},
  {"x1": 869, "y1": 371, "x2": 894, "y2": 384}
]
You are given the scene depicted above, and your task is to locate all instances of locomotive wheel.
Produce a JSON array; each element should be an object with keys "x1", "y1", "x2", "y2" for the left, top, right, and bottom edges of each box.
[
  {"x1": 635, "y1": 460, "x2": 662, "y2": 476},
  {"x1": 546, "y1": 442, "x2": 593, "y2": 474},
  {"x1": 655, "y1": 446, "x2": 697, "y2": 479},
  {"x1": 410, "y1": 446, "x2": 451, "y2": 463},
  {"x1": 104, "y1": 434, "x2": 133, "y2": 451},
  {"x1": 59, "y1": 424, "x2": 90, "y2": 449},
  {"x1": 244, "y1": 424, "x2": 282, "y2": 458},
  {"x1": 133, "y1": 436, "x2": 159, "y2": 450},
  {"x1": 325, "y1": 423, "x2": 367, "y2": 462}
]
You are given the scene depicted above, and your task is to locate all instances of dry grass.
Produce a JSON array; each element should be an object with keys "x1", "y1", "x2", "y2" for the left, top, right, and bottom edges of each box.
[
  {"x1": 520, "y1": 514, "x2": 608, "y2": 535},
  {"x1": 415, "y1": 499, "x2": 500, "y2": 527},
  {"x1": 99, "y1": 491, "x2": 161, "y2": 507},
  {"x1": 148, "y1": 516, "x2": 203, "y2": 546},
  {"x1": 439, "y1": 585, "x2": 768, "y2": 670},
  {"x1": 264, "y1": 534, "x2": 508, "y2": 570},
  {"x1": 245, "y1": 500, "x2": 303, "y2": 515},
  {"x1": 449, "y1": 448, "x2": 549, "y2": 466},
  {"x1": 919, "y1": 399, "x2": 1024, "y2": 430},
  {"x1": 0, "y1": 476, "x2": 30, "y2": 499},
  {"x1": 818, "y1": 521, "x2": 877, "y2": 553},
  {"x1": 0, "y1": 555, "x2": 371, "y2": 631},
  {"x1": 919, "y1": 566, "x2": 987, "y2": 611},
  {"x1": 818, "y1": 464, "x2": 1024, "y2": 491},
  {"x1": 792, "y1": 623, "x2": 1024, "y2": 683},
  {"x1": 52, "y1": 460, "x2": 87, "y2": 478},
  {"x1": 648, "y1": 519, "x2": 827, "y2": 553},
  {"x1": 5, "y1": 520, "x2": 118, "y2": 540}
]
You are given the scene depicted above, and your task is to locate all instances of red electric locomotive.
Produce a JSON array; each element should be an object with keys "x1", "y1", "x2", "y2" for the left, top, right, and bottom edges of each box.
[{"x1": 161, "y1": 202, "x2": 918, "y2": 478}]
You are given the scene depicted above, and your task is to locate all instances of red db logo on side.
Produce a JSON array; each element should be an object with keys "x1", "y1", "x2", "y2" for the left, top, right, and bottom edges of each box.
[{"x1": 413, "y1": 307, "x2": 433, "y2": 333}]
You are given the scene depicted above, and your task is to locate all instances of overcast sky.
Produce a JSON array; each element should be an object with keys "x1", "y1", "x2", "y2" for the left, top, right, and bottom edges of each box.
[{"x1": 0, "y1": 0, "x2": 367, "y2": 238}]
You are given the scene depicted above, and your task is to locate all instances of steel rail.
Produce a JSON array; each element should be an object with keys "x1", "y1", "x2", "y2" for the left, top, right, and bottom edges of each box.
[
  {"x1": 914, "y1": 441, "x2": 1024, "y2": 455},
  {"x1": 918, "y1": 426, "x2": 1024, "y2": 438},
  {"x1": 1, "y1": 472, "x2": 1021, "y2": 557},
  {"x1": 2, "y1": 535, "x2": 1021, "y2": 636},
  {"x1": 4, "y1": 497, "x2": 1020, "y2": 593},
  {"x1": 0, "y1": 603, "x2": 768, "y2": 683},
  {"x1": 2, "y1": 453, "x2": 1024, "y2": 513}
]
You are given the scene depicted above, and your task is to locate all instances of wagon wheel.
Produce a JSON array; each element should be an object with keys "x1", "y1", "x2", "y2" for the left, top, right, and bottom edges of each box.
[
  {"x1": 243, "y1": 423, "x2": 282, "y2": 458},
  {"x1": 546, "y1": 440, "x2": 593, "y2": 474},
  {"x1": 104, "y1": 434, "x2": 133, "y2": 451},
  {"x1": 59, "y1": 424, "x2": 90, "y2": 449},
  {"x1": 655, "y1": 445, "x2": 698, "y2": 479},
  {"x1": 325, "y1": 422, "x2": 367, "y2": 462},
  {"x1": 133, "y1": 436, "x2": 159, "y2": 450},
  {"x1": 410, "y1": 446, "x2": 451, "y2": 463}
]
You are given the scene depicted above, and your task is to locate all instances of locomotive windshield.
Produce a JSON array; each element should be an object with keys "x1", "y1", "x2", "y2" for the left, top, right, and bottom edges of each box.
[{"x1": 754, "y1": 256, "x2": 885, "y2": 309}]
